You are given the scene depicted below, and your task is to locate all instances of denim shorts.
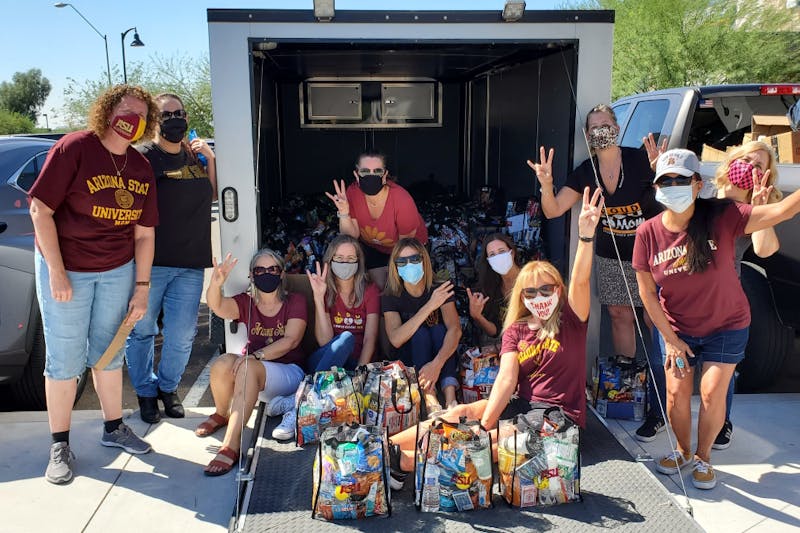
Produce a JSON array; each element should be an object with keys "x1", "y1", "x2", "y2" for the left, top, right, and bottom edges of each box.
[
  {"x1": 258, "y1": 361, "x2": 305, "y2": 404},
  {"x1": 35, "y1": 251, "x2": 134, "y2": 380},
  {"x1": 658, "y1": 327, "x2": 748, "y2": 367}
]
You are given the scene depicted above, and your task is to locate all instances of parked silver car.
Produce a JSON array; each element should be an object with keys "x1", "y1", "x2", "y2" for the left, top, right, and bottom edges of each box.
[{"x1": 0, "y1": 136, "x2": 87, "y2": 409}]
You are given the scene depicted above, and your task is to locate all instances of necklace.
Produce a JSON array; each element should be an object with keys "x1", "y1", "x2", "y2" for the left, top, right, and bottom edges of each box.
[
  {"x1": 600, "y1": 153, "x2": 624, "y2": 192},
  {"x1": 108, "y1": 149, "x2": 128, "y2": 176}
]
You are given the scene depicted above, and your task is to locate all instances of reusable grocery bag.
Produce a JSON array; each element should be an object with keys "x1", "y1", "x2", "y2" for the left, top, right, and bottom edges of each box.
[
  {"x1": 295, "y1": 367, "x2": 362, "y2": 446},
  {"x1": 414, "y1": 417, "x2": 493, "y2": 512},
  {"x1": 496, "y1": 405, "x2": 581, "y2": 508},
  {"x1": 358, "y1": 360, "x2": 423, "y2": 436},
  {"x1": 311, "y1": 423, "x2": 391, "y2": 520}
]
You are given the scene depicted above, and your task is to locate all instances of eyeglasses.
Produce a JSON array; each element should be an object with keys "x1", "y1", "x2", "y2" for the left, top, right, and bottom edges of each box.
[
  {"x1": 394, "y1": 254, "x2": 422, "y2": 267},
  {"x1": 160, "y1": 109, "x2": 187, "y2": 120},
  {"x1": 332, "y1": 256, "x2": 358, "y2": 264},
  {"x1": 522, "y1": 284, "x2": 556, "y2": 298},
  {"x1": 357, "y1": 167, "x2": 385, "y2": 176},
  {"x1": 252, "y1": 265, "x2": 282, "y2": 276},
  {"x1": 655, "y1": 176, "x2": 694, "y2": 187}
]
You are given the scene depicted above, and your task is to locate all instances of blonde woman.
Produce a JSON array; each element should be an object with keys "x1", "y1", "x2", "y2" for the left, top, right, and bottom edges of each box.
[
  {"x1": 710, "y1": 141, "x2": 781, "y2": 449},
  {"x1": 384, "y1": 188, "x2": 603, "y2": 489}
]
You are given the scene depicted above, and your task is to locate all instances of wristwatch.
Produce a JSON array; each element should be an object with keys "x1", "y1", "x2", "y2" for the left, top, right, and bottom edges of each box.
[{"x1": 136, "y1": 280, "x2": 151, "y2": 288}]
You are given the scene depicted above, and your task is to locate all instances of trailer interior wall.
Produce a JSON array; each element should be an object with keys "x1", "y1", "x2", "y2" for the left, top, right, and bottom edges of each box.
[{"x1": 208, "y1": 9, "x2": 615, "y2": 358}]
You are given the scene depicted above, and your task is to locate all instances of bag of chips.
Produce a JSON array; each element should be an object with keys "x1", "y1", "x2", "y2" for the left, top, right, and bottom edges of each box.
[
  {"x1": 296, "y1": 367, "x2": 362, "y2": 446},
  {"x1": 496, "y1": 405, "x2": 580, "y2": 508},
  {"x1": 414, "y1": 417, "x2": 493, "y2": 512},
  {"x1": 311, "y1": 423, "x2": 391, "y2": 520},
  {"x1": 357, "y1": 360, "x2": 423, "y2": 436}
]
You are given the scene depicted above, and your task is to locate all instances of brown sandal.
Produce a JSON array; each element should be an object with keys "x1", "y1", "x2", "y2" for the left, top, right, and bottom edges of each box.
[
  {"x1": 204, "y1": 446, "x2": 238, "y2": 476},
  {"x1": 195, "y1": 413, "x2": 228, "y2": 437}
]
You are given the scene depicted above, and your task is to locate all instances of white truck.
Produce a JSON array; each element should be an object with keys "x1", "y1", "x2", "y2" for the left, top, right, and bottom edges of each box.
[
  {"x1": 612, "y1": 84, "x2": 800, "y2": 390},
  {"x1": 207, "y1": 7, "x2": 616, "y2": 359}
]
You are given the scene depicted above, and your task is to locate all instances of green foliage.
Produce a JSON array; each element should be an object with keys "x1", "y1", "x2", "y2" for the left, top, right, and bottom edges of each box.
[
  {"x1": 63, "y1": 54, "x2": 213, "y2": 137},
  {"x1": 0, "y1": 108, "x2": 35, "y2": 134},
  {"x1": 567, "y1": 0, "x2": 800, "y2": 99},
  {"x1": 0, "y1": 68, "x2": 52, "y2": 122}
]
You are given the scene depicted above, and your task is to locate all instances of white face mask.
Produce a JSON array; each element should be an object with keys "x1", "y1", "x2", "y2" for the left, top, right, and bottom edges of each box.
[
  {"x1": 523, "y1": 293, "x2": 559, "y2": 320},
  {"x1": 655, "y1": 185, "x2": 695, "y2": 214},
  {"x1": 487, "y1": 250, "x2": 513, "y2": 275}
]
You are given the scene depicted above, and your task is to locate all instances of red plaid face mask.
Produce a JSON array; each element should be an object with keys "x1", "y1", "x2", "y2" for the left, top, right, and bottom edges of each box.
[{"x1": 728, "y1": 159, "x2": 763, "y2": 190}]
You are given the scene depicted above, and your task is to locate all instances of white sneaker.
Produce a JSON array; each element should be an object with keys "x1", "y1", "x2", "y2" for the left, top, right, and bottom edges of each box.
[
  {"x1": 266, "y1": 394, "x2": 295, "y2": 417},
  {"x1": 272, "y1": 409, "x2": 296, "y2": 441}
]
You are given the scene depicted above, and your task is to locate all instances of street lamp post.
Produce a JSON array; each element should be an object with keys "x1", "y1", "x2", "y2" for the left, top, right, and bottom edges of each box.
[
  {"x1": 121, "y1": 27, "x2": 145, "y2": 84},
  {"x1": 54, "y1": 3, "x2": 112, "y2": 86},
  {"x1": 43, "y1": 113, "x2": 50, "y2": 130}
]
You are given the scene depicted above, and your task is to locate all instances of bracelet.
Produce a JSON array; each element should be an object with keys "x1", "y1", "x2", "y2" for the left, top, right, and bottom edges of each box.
[
  {"x1": 252, "y1": 350, "x2": 262, "y2": 360},
  {"x1": 337, "y1": 212, "x2": 349, "y2": 218},
  {"x1": 136, "y1": 280, "x2": 151, "y2": 288},
  {"x1": 579, "y1": 235, "x2": 594, "y2": 242}
]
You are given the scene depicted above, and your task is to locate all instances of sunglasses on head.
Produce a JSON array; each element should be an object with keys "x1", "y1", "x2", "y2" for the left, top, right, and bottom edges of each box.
[
  {"x1": 160, "y1": 109, "x2": 187, "y2": 121},
  {"x1": 522, "y1": 284, "x2": 556, "y2": 298},
  {"x1": 394, "y1": 254, "x2": 422, "y2": 267},
  {"x1": 655, "y1": 176, "x2": 694, "y2": 187},
  {"x1": 357, "y1": 167, "x2": 385, "y2": 176},
  {"x1": 252, "y1": 265, "x2": 282, "y2": 276}
]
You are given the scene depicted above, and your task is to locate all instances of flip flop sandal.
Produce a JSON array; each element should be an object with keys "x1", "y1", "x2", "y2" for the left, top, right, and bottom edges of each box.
[
  {"x1": 204, "y1": 446, "x2": 239, "y2": 477},
  {"x1": 195, "y1": 413, "x2": 228, "y2": 437}
]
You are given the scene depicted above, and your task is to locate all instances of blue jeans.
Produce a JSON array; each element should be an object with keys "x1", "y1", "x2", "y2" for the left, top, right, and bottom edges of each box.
[
  {"x1": 307, "y1": 332, "x2": 356, "y2": 373},
  {"x1": 401, "y1": 323, "x2": 459, "y2": 390},
  {"x1": 650, "y1": 328, "x2": 741, "y2": 421},
  {"x1": 35, "y1": 251, "x2": 134, "y2": 379},
  {"x1": 125, "y1": 266, "x2": 204, "y2": 397}
]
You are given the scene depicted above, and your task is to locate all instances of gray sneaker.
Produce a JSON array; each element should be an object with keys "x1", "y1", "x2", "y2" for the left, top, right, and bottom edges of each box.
[
  {"x1": 46, "y1": 442, "x2": 75, "y2": 484},
  {"x1": 101, "y1": 423, "x2": 152, "y2": 454}
]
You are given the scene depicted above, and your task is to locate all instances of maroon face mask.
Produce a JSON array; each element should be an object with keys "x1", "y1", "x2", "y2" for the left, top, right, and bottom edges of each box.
[{"x1": 110, "y1": 113, "x2": 146, "y2": 142}]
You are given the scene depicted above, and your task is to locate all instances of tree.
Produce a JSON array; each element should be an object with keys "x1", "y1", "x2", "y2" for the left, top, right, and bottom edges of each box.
[
  {"x1": 0, "y1": 108, "x2": 35, "y2": 135},
  {"x1": 63, "y1": 53, "x2": 213, "y2": 136},
  {"x1": 567, "y1": 0, "x2": 800, "y2": 99},
  {"x1": 0, "y1": 69, "x2": 52, "y2": 123}
]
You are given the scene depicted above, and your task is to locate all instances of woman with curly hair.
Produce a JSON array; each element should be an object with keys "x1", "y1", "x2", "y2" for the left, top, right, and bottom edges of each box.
[{"x1": 29, "y1": 84, "x2": 160, "y2": 484}]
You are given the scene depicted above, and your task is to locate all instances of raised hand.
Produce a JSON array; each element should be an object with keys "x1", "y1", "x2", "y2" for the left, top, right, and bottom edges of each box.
[
  {"x1": 306, "y1": 261, "x2": 329, "y2": 301},
  {"x1": 466, "y1": 288, "x2": 489, "y2": 319},
  {"x1": 211, "y1": 253, "x2": 238, "y2": 287},
  {"x1": 427, "y1": 280, "x2": 455, "y2": 310},
  {"x1": 643, "y1": 133, "x2": 668, "y2": 170},
  {"x1": 577, "y1": 187, "x2": 604, "y2": 238},
  {"x1": 750, "y1": 169, "x2": 773, "y2": 206},
  {"x1": 324, "y1": 179, "x2": 351, "y2": 217},
  {"x1": 526, "y1": 146, "x2": 555, "y2": 190}
]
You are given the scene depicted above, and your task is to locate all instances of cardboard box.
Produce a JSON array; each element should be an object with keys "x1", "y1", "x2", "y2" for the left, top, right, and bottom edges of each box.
[
  {"x1": 751, "y1": 114, "x2": 793, "y2": 140},
  {"x1": 770, "y1": 130, "x2": 800, "y2": 164},
  {"x1": 701, "y1": 144, "x2": 728, "y2": 162}
]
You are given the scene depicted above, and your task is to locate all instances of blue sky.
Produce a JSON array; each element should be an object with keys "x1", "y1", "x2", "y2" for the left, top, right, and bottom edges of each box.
[{"x1": 0, "y1": 0, "x2": 564, "y2": 128}]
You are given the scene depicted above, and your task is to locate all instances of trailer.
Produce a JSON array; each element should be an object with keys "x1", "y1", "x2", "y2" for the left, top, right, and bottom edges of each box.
[{"x1": 208, "y1": 7, "x2": 621, "y2": 356}]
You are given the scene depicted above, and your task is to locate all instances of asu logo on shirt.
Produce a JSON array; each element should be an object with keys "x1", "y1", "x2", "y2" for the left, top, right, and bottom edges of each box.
[
  {"x1": 653, "y1": 240, "x2": 717, "y2": 276},
  {"x1": 85, "y1": 174, "x2": 150, "y2": 226}
]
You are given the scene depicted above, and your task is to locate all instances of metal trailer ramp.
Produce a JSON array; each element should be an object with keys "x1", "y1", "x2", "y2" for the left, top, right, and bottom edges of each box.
[{"x1": 235, "y1": 411, "x2": 702, "y2": 532}]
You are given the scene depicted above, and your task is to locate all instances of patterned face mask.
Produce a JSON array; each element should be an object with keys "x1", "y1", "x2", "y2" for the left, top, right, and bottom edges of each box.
[
  {"x1": 728, "y1": 159, "x2": 763, "y2": 190},
  {"x1": 588, "y1": 125, "x2": 618, "y2": 150}
]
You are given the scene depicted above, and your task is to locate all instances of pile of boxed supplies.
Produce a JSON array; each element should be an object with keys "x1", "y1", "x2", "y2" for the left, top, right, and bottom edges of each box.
[{"x1": 702, "y1": 114, "x2": 800, "y2": 163}]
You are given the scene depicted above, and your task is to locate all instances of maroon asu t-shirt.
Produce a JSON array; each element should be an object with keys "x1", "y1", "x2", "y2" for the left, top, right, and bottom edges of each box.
[
  {"x1": 233, "y1": 292, "x2": 308, "y2": 367},
  {"x1": 327, "y1": 282, "x2": 380, "y2": 363},
  {"x1": 29, "y1": 131, "x2": 158, "y2": 272},
  {"x1": 500, "y1": 303, "x2": 588, "y2": 427},
  {"x1": 632, "y1": 202, "x2": 752, "y2": 337}
]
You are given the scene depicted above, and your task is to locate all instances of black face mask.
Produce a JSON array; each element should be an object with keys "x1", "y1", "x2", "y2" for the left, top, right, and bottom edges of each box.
[
  {"x1": 358, "y1": 173, "x2": 384, "y2": 196},
  {"x1": 253, "y1": 272, "x2": 281, "y2": 293},
  {"x1": 160, "y1": 117, "x2": 188, "y2": 143}
]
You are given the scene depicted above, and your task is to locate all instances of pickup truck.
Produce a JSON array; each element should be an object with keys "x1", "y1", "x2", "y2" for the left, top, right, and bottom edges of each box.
[{"x1": 612, "y1": 84, "x2": 800, "y2": 391}]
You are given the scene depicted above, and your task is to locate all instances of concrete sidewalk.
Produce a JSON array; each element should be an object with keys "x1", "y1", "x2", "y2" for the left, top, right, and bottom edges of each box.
[
  {"x1": 0, "y1": 408, "x2": 251, "y2": 533},
  {"x1": 1, "y1": 395, "x2": 798, "y2": 532},
  {"x1": 602, "y1": 393, "x2": 800, "y2": 533}
]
